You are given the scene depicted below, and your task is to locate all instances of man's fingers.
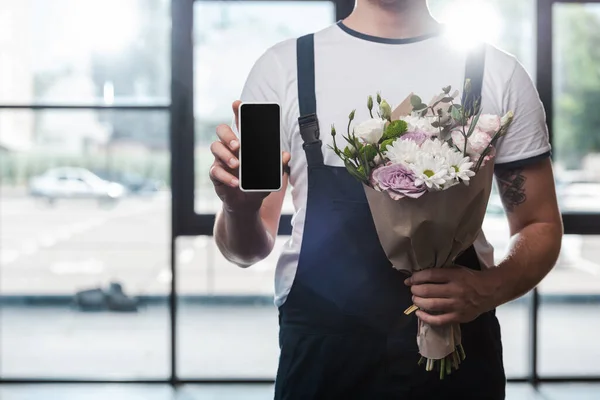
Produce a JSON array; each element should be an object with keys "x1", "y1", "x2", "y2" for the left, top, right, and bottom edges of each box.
[
  {"x1": 216, "y1": 124, "x2": 239, "y2": 152},
  {"x1": 210, "y1": 140, "x2": 239, "y2": 169},
  {"x1": 232, "y1": 100, "x2": 242, "y2": 132},
  {"x1": 410, "y1": 283, "x2": 453, "y2": 299},
  {"x1": 209, "y1": 163, "x2": 239, "y2": 188},
  {"x1": 412, "y1": 296, "x2": 456, "y2": 313},
  {"x1": 406, "y1": 269, "x2": 452, "y2": 286},
  {"x1": 415, "y1": 310, "x2": 458, "y2": 327}
]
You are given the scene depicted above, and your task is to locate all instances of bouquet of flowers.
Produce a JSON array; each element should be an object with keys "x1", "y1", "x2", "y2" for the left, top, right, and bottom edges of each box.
[{"x1": 329, "y1": 80, "x2": 514, "y2": 379}]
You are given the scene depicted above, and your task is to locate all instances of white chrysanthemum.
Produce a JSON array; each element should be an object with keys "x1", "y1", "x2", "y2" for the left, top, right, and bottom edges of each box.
[
  {"x1": 443, "y1": 148, "x2": 476, "y2": 185},
  {"x1": 410, "y1": 152, "x2": 450, "y2": 190},
  {"x1": 399, "y1": 115, "x2": 439, "y2": 136},
  {"x1": 384, "y1": 138, "x2": 421, "y2": 166},
  {"x1": 419, "y1": 138, "x2": 451, "y2": 158}
]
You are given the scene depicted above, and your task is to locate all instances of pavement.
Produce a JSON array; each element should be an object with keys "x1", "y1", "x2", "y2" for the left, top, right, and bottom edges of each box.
[{"x1": 2, "y1": 188, "x2": 600, "y2": 297}]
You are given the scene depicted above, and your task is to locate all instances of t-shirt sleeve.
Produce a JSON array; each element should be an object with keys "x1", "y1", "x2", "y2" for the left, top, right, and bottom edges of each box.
[
  {"x1": 232, "y1": 49, "x2": 291, "y2": 154},
  {"x1": 494, "y1": 59, "x2": 552, "y2": 169}
]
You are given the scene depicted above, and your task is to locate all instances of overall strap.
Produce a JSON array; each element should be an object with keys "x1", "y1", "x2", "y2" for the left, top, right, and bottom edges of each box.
[
  {"x1": 296, "y1": 34, "x2": 324, "y2": 167},
  {"x1": 462, "y1": 43, "x2": 487, "y2": 115}
]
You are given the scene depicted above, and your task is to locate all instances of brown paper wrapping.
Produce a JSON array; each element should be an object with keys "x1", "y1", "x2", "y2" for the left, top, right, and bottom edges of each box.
[{"x1": 363, "y1": 162, "x2": 495, "y2": 359}]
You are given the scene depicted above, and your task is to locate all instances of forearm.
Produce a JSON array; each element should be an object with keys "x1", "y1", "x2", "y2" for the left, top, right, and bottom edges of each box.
[
  {"x1": 214, "y1": 206, "x2": 275, "y2": 268},
  {"x1": 486, "y1": 221, "x2": 563, "y2": 308}
]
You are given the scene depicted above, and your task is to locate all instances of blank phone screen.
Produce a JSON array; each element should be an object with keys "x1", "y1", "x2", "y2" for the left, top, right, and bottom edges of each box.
[{"x1": 240, "y1": 103, "x2": 281, "y2": 191}]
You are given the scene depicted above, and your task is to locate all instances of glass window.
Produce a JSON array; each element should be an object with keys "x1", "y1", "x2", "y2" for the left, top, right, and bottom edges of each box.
[
  {"x1": 539, "y1": 235, "x2": 600, "y2": 376},
  {"x1": 0, "y1": 0, "x2": 170, "y2": 105},
  {"x1": 553, "y1": 3, "x2": 600, "y2": 213},
  {"x1": 177, "y1": 236, "x2": 290, "y2": 378},
  {"x1": 429, "y1": 0, "x2": 536, "y2": 76},
  {"x1": 194, "y1": 0, "x2": 336, "y2": 214},
  {"x1": 0, "y1": 109, "x2": 170, "y2": 378},
  {"x1": 537, "y1": 4, "x2": 600, "y2": 376}
]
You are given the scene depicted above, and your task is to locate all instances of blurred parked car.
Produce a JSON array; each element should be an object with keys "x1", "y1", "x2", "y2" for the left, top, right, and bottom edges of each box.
[
  {"x1": 94, "y1": 170, "x2": 165, "y2": 195},
  {"x1": 29, "y1": 167, "x2": 127, "y2": 203}
]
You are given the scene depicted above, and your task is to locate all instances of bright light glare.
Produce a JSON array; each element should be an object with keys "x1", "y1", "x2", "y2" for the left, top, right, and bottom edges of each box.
[
  {"x1": 71, "y1": 0, "x2": 140, "y2": 55},
  {"x1": 436, "y1": 1, "x2": 502, "y2": 50}
]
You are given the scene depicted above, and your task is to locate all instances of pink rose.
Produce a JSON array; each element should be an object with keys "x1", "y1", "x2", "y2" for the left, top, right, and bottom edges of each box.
[
  {"x1": 451, "y1": 128, "x2": 493, "y2": 159},
  {"x1": 469, "y1": 114, "x2": 501, "y2": 135},
  {"x1": 370, "y1": 163, "x2": 427, "y2": 200}
]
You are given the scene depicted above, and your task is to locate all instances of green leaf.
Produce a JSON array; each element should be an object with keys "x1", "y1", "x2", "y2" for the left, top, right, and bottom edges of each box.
[
  {"x1": 450, "y1": 106, "x2": 462, "y2": 121},
  {"x1": 344, "y1": 161, "x2": 363, "y2": 181},
  {"x1": 431, "y1": 120, "x2": 440, "y2": 128},
  {"x1": 382, "y1": 120, "x2": 408, "y2": 140},
  {"x1": 380, "y1": 138, "x2": 395, "y2": 152},
  {"x1": 440, "y1": 97, "x2": 454, "y2": 103},
  {"x1": 467, "y1": 109, "x2": 483, "y2": 138},
  {"x1": 442, "y1": 85, "x2": 452, "y2": 94},
  {"x1": 357, "y1": 165, "x2": 365, "y2": 175},
  {"x1": 343, "y1": 146, "x2": 355, "y2": 158},
  {"x1": 362, "y1": 144, "x2": 378, "y2": 162},
  {"x1": 410, "y1": 95, "x2": 422, "y2": 107}
]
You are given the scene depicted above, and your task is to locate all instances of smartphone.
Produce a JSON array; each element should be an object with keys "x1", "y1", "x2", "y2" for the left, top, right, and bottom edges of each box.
[{"x1": 239, "y1": 102, "x2": 282, "y2": 192}]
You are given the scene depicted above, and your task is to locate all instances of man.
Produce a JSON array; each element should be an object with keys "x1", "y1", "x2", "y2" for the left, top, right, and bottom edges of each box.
[{"x1": 209, "y1": 0, "x2": 563, "y2": 398}]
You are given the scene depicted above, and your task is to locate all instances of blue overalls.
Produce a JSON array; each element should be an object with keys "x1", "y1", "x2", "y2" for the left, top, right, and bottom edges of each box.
[{"x1": 274, "y1": 34, "x2": 506, "y2": 400}]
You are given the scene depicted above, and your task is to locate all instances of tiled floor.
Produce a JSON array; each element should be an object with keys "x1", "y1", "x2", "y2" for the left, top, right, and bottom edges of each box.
[
  {"x1": 0, "y1": 383, "x2": 599, "y2": 400},
  {"x1": 2, "y1": 302, "x2": 600, "y2": 378}
]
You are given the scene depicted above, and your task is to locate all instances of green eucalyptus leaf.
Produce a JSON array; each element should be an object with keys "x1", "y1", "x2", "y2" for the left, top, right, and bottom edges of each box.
[
  {"x1": 410, "y1": 95, "x2": 422, "y2": 107},
  {"x1": 441, "y1": 97, "x2": 454, "y2": 103},
  {"x1": 442, "y1": 85, "x2": 451, "y2": 94}
]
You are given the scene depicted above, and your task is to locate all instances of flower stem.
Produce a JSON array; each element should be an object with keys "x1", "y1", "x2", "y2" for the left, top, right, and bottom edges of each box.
[
  {"x1": 440, "y1": 358, "x2": 445, "y2": 380},
  {"x1": 453, "y1": 350, "x2": 460, "y2": 368},
  {"x1": 404, "y1": 304, "x2": 419, "y2": 315},
  {"x1": 458, "y1": 344, "x2": 467, "y2": 361}
]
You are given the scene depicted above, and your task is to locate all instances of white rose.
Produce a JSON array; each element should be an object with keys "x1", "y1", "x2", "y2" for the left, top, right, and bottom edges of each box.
[
  {"x1": 354, "y1": 118, "x2": 386, "y2": 144},
  {"x1": 474, "y1": 114, "x2": 501, "y2": 135},
  {"x1": 400, "y1": 115, "x2": 439, "y2": 135}
]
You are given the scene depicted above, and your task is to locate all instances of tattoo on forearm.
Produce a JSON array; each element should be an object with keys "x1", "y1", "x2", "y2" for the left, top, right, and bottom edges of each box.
[{"x1": 496, "y1": 168, "x2": 527, "y2": 212}]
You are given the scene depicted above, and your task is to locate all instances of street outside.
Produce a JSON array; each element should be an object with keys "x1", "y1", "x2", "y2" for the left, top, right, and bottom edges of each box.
[{"x1": 1, "y1": 186, "x2": 600, "y2": 297}]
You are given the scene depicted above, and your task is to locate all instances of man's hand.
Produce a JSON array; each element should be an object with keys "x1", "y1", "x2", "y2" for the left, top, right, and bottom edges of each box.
[
  {"x1": 405, "y1": 266, "x2": 498, "y2": 327},
  {"x1": 209, "y1": 100, "x2": 291, "y2": 213},
  {"x1": 212, "y1": 100, "x2": 291, "y2": 268}
]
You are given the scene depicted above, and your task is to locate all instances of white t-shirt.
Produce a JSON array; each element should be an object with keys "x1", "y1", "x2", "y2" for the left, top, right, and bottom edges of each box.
[{"x1": 238, "y1": 22, "x2": 551, "y2": 307}]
